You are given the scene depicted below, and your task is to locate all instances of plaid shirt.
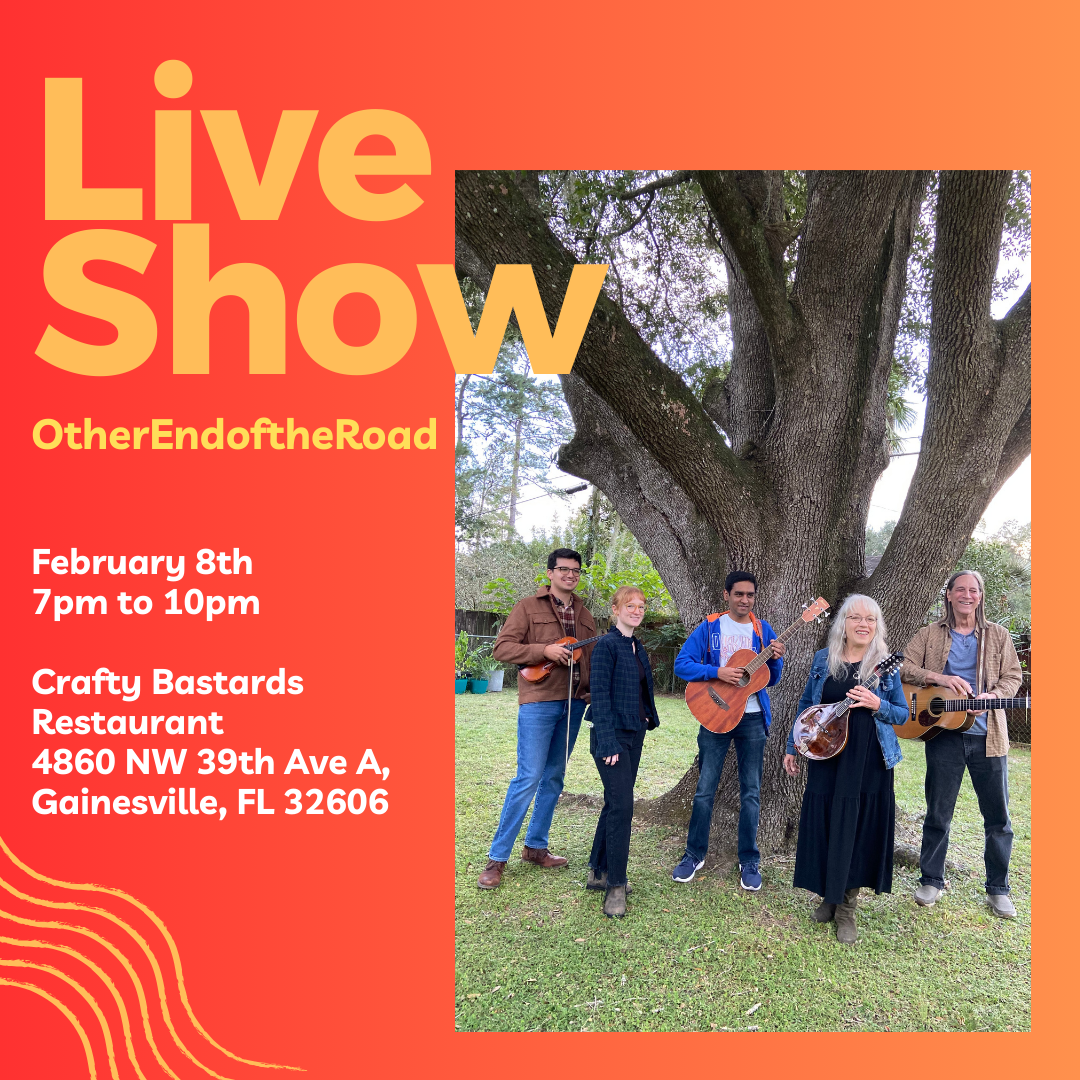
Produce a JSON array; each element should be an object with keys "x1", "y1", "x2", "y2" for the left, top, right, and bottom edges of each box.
[
  {"x1": 549, "y1": 593, "x2": 581, "y2": 689},
  {"x1": 589, "y1": 627, "x2": 659, "y2": 759}
]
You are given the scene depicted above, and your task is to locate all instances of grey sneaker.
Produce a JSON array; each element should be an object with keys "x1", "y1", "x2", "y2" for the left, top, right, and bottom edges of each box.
[
  {"x1": 987, "y1": 893, "x2": 1017, "y2": 919},
  {"x1": 914, "y1": 884, "x2": 942, "y2": 906}
]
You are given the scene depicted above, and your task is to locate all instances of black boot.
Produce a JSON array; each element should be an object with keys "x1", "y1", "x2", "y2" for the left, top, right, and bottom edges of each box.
[{"x1": 834, "y1": 888, "x2": 860, "y2": 944}]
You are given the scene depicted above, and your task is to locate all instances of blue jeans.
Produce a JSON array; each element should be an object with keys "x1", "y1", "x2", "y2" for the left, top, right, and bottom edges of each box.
[
  {"x1": 488, "y1": 699, "x2": 586, "y2": 861},
  {"x1": 685, "y1": 714, "x2": 766, "y2": 867},
  {"x1": 920, "y1": 730, "x2": 1012, "y2": 895}
]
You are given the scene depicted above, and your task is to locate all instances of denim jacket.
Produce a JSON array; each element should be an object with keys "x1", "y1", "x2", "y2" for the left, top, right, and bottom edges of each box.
[{"x1": 784, "y1": 648, "x2": 908, "y2": 769}]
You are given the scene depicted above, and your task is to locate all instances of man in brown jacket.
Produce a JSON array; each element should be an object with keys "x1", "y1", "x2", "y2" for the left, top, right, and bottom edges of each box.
[
  {"x1": 477, "y1": 548, "x2": 598, "y2": 890},
  {"x1": 902, "y1": 569, "x2": 1024, "y2": 918}
]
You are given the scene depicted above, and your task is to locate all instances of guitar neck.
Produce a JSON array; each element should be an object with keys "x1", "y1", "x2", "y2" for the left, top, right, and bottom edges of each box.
[
  {"x1": 938, "y1": 697, "x2": 1031, "y2": 712},
  {"x1": 744, "y1": 616, "x2": 804, "y2": 674}
]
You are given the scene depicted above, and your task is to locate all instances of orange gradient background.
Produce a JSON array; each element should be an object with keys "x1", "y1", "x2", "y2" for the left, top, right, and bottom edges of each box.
[{"x1": 0, "y1": 1, "x2": 1069, "y2": 1076}]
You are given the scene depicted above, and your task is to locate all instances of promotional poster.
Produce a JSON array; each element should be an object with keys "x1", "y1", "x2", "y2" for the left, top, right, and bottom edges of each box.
[{"x1": 1, "y1": 3, "x2": 1068, "y2": 1076}]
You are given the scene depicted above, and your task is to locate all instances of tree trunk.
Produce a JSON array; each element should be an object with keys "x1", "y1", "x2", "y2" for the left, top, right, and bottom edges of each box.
[
  {"x1": 456, "y1": 373, "x2": 471, "y2": 447},
  {"x1": 507, "y1": 416, "x2": 523, "y2": 537},
  {"x1": 455, "y1": 170, "x2": 1031, "y2": 860}
]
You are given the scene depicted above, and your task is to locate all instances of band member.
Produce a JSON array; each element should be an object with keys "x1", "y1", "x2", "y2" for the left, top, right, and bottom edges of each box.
[
  {"x1": 783, "y1": 594, "x2": 908, "y2": 944},
  {"x1": 477, "y1": 548, "x2": 597, "y2": 890},
  {"x1": 671, "y1": 571, "x2": 785, "y2": 890},
  {"x1": 586, "y1": 586, "x2": 660, "y2": 918},
  {"x1": 902, "y1": 569, "x2": 1024, "y2": 918}
]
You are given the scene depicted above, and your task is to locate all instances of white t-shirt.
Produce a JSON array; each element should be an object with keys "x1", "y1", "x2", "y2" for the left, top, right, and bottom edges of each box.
[{"x1": 713, "y1": 614, "x2": 761, "y2": 713}]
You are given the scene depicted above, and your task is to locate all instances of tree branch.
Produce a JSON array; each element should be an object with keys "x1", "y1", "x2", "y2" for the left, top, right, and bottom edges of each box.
[
  {"x1": 617, "y1": 170, "x2": 694, "y2": 200},
  {"x1": 991, "y1": 398, "x2": 1031, "y2": 498},
  {"x1": 869, "y1": 172, "x2": 1027, "y2": 644},
  {"x1": 695, "y1": 170, "x2": 799, "y2": 349},
  {"x1": 455, "y1": 170, "x2": 768, "y2": 540},
  {"x1": 558, "y1": 374, "x2": 733, "y2": 620}
]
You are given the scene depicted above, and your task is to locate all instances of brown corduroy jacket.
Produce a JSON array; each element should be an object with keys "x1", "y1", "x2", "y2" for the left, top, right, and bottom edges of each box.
[
  {"x1": 492, "y1": 587, "x2": 597, "y2": 704},
  {"x1": 901, "y1": 618, "x2": 1023, "y2": 757}
]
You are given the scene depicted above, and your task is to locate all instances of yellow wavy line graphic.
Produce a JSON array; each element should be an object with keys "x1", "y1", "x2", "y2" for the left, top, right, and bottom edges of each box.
[
  {"x1": 0, "y1": 907, "x2": 187, "y2": 1080},
  {"x1": 0, "y1": 956, "x2": 119, "y2": 1080},
  {"x1": 1, "y1": 976, "x2": 97, "y2": 1080},
  {"x1": 1, "y1": 930, "x2": 154, "y2": 1080},
  {"x1": 0, "y1": 875, "x2": 219, "y2": 1079},
  {"x1": 0, "y1": 833, "x2": 302, "y2": 1073},
  {"x1": 1, "y1": 833, "x2": 304, "y2": 1071}
]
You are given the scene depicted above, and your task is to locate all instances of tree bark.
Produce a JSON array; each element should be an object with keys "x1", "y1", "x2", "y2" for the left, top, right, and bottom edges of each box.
[{"x1": 456, "y1": 169, "x2": 1030, "y2": 861}]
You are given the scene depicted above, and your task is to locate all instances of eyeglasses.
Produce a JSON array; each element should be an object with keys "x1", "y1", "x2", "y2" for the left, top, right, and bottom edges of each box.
[
  {"x1": 846, "y1": 615, "x2": 877, "y2": 624},
  {"x1": 552, "y1": 566, "x2": 584, "y2": 576}
]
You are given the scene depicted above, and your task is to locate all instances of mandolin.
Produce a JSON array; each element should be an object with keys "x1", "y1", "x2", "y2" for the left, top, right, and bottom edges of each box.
[
  {"x1": 685, "y1": 598, "x2": 830, "y2": 734},
  {"x1": 518, "y1": 634, "x2": 607, "y2": 683},
  {"x1": 894, "y1": 684, "x2": 1032, "y2": 741},
  {"x1": 792, "y1": 651, "x2": 905, "y2": 761}
]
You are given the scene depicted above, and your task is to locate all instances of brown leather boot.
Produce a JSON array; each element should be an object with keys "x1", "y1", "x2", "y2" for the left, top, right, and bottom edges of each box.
[
  {"x1": 812, "y1": 900, "x2": 836, "y2": 923},
  {"x1": 521, "y1": 846, "x2": 568, "y2": 869},
  {"x1": 834, "y1": 888, "x2": 860, "y2": 944},
  {"x1": 586, "y1": 869, "x2": 631, "y2": 895},
  {"x1": 477, "y1": 859, "x2": 507, "y2": 889},
  {"x1": 602, "y1": 885, "x2": 627, "y2": 918}
]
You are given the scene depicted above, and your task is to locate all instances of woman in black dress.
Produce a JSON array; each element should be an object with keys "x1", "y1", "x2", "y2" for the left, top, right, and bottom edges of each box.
[
  {"x1": 587, "y1": 585, "x2": 660, "y2": 918},
  {"x1": 782, "y1": 594, "x2": 908, "y2": 943}
]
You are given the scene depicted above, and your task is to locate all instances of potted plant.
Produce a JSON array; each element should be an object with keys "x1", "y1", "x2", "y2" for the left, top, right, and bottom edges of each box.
[
  {"x1": 484, "y1": 661, "x2": 505, "y2": 693},
  {"x1": 454, "y1": 631, "x2": 470, "y2": 694},
  {"x1": 465, "y1": 641, "x2": 492, "y2": 694}
]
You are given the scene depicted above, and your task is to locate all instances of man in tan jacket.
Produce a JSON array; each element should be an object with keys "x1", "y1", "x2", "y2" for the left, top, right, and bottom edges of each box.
[
  {"x1": 477, "y1": 548, "x2": 598, "y2": 890},
  {"x1": 902, "y1": 569, "x2": 1024, "y2": 918}
]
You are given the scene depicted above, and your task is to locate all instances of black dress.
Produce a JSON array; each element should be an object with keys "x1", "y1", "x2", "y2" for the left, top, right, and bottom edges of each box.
[{"x1": 792, "y1": 663, "x2": 895, "y2": 904}]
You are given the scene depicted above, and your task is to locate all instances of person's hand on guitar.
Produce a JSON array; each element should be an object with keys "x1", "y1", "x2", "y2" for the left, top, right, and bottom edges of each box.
[
  {"x1": 543, "y1": 642, "x2": 572, "y2": 665},
  {"x1": 845, "y1": 685, "x2": 881, "y2": 712},
  {"x1": 783, "y1": 753, "x2": 800, "y2": 777},
  {"x1": 935, "y1": 673, "x2": 973, "y2": 696},
  {"x1": 969, "y1": 691, "x2": 995, "y2": 715},
  {"x1": 766, "y1": 640, "x2": 786, "y2": 660},
  {"x1": 715, "y1": 665, "x2": 746, "y2": 684}
]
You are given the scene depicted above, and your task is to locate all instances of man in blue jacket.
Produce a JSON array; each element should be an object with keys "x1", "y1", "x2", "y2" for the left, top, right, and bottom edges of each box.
[{"x1": 671, "y1": 571, "x2": 784, "y2": 890}]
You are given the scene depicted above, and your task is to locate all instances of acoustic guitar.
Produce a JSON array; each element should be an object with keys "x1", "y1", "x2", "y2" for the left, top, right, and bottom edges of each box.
[
  {"x1": 685, "y1": 598, "x2": 830, "y2": 733},
  {"x1": 518, "y1": 634, "x2": 607, "y2": 683},
  {"x1": 792, "y1": 651, "x2": 905, "y2": 760},
  {"x1": 894, "y1": 684, "x2": 1032, "y2": 741}
]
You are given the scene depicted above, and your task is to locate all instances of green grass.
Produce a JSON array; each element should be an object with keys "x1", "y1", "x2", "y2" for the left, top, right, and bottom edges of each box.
[{"x1": 455, "y1": 690, "x2": 1031, "y2": 1032}]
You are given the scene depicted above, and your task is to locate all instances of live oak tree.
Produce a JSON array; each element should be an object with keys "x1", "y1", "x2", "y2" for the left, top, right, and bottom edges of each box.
[{"x1": 455, "y1": 170, "x2": 1030, "y2": 858}]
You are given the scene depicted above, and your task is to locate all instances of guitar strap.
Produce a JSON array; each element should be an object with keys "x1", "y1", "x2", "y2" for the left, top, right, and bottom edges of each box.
[{"x1": 705, "y1": 609, "x2": 764, "y2": 665}]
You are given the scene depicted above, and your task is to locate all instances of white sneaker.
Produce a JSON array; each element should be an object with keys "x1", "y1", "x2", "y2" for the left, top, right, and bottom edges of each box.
[{"x1": 914, "y1": 884, "x2": 942, "y2": 906}]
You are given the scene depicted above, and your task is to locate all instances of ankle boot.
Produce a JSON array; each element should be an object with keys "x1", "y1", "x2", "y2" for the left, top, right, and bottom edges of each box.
[
  {"x1": 602, "y1": 885, "x2": 627, "y2": 918},
  {"x1": 834, "y1": 888, "x2": 860, "y2": 944},
  {"x1": 586, "y1": 869, "x2": 631, "y2": 894},
  {"x1": 812, "y1": 900, "x2": 836, "y2": 923}
]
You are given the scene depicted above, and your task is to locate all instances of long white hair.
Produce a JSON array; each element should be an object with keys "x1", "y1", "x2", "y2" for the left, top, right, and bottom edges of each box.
[{"x1": 826, "y1": 594, "x2": 889, "y2": 685}]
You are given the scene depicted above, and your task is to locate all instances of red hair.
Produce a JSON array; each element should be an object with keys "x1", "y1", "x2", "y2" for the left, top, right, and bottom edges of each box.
[{"x1": 610, "y1": 585, "x2": 646, "y2": 610}]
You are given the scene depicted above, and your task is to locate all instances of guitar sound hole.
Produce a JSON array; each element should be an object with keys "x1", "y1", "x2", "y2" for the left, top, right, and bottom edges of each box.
[{"x1": 739, "y1": 675, "x2": 750, "y2": 687}]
